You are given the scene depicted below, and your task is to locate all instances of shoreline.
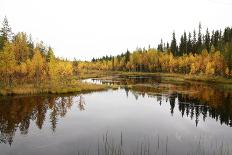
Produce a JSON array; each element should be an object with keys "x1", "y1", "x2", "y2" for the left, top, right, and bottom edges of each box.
[
  {"x1": 0, "y1": 82, "x2": 108, "y2": 96},
  {"x1": 1, "y1": 71, "x2": 232, "y2": 96},
  {"x1": 83, "y1": 70, "x2": 232, "y2": 85}
]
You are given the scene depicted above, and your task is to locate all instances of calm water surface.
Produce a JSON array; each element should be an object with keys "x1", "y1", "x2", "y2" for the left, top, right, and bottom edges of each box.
[{"x1": 0, "y1": 77, "x2": 232, "y2": 155}]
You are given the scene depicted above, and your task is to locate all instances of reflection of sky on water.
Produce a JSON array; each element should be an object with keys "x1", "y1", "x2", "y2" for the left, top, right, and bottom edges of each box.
[{"x1": 0, "y1": 79, "x2": 232, "y2": 155}]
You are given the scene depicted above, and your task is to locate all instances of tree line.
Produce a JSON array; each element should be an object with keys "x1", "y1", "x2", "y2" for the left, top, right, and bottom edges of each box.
[
  {"x1": 1, "y1": 16, "x2": 232, "y2": 89},
  {"x1": 0, "y1": 17, "x2": 80, "y2": 87},
  {"x1": 158, "y1": 23, "x2": 232, "y2": 56},
  {"x1": 85, "y1": 23, "x2": 232, "y2": 77}
]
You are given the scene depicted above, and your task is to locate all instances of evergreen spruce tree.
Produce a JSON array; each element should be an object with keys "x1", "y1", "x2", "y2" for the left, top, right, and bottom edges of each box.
[
  {"x1": 171, "y1": 32, "x2": 178, "y2": 56},
  {"x1": 197, "y1": 22, "x2": 202, "y2": 53},
  {"x1": 179, "y1": 35, "x2": 184, "y2": 55},
  {"x1": 0, "y1": 16, "x2": 13, "y2": 50},
  {"x1": 205, "y1": 28, "x2": 211, "y2": 52},
  {"x1": 158, "y1": 39, "x2": 164, "y2": 52},
  {"x1": 187, "y1": 32, "x2": 192, "y2": 54},
  {"x1": 192, "y1": 29, "x2": 197, "y2": 53},
  {"x1": 183, "y1": 31, "x2": 187, "y2": 54}
]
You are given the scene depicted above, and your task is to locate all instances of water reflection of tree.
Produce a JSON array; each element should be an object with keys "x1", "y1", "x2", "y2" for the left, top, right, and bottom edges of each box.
[
  {"x1": 129, "y1": 83, "x2": 232, "y2": 127},
  {"x1": 78, "y1": 95, "x2": 85, "y2": 111},
  {"x1": 0, "y1": 94, "x2": 86, "y2": 145}
]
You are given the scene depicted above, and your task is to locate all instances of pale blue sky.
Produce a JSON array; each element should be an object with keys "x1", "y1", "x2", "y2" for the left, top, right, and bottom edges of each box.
[{"x1": 1, "y1": 0, "x2": 232, "y2": 60}]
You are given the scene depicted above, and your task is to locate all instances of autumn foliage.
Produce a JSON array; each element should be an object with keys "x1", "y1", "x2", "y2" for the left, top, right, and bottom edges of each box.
[
  {"x1": 83, "y1": 24, "x2": 232, "y2": 77},
  {"x1": 1, "y1": 17, "x2": 232, "y2": 89},
  {"x1": 80, "y1": 48, "x2": 229, "y2": 77},
  {"x1": 0, "y1": 17, "x2": 76, "y2": 88}
]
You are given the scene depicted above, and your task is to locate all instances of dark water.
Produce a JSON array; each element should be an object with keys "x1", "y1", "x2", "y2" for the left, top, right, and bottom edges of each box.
[{"x1": 1, "y1": 77, "x2": 232, "y2": 155}]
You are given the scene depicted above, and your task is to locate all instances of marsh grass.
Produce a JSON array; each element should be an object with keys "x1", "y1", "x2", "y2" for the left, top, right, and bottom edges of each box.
[
  {"x1": 75, "y1": 132, "x2": 232, "y2": 155},
  {"x1": 216, "y1": 83, "x2": 232, "y2": 90},
  {"x1": 84, "y1": 70, "x2": 232, "y2": 85},
  {"x1": 0, "y1": 80, "x2": 107, "y2": 95}
]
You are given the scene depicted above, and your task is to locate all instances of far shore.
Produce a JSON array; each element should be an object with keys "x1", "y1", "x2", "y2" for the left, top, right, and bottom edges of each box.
[{"x1": 1, "y1": 70, "x2": 232, "y2": 96}]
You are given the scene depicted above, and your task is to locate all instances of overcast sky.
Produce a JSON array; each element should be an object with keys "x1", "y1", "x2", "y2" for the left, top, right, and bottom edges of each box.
[{"x1": 1, "y1": 0, "x2": 232, "y2": 60}]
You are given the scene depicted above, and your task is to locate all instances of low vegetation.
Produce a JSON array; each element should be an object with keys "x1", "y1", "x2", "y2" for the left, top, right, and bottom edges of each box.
[{"x1": 0, "y1": 80, "x2": 107, "y2": 95}]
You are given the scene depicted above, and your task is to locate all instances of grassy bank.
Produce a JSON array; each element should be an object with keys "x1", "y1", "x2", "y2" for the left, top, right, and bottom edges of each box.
[
  {"x1": 83, "y1": 70, "x2": 232, "y2": 85},
  {"x1": 119, "y1": 72, "x2": 232, "y2": 84},
  {"x1": 0, "y1": 80, "x2": 107, "y2": 95},
  {"x1": 1, "y1": 70, "x2": 232, "y2": 96}
]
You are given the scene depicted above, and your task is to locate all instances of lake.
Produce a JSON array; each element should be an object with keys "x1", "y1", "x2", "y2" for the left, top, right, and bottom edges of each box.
[{"x1": 0, "y1": 76, "x2": 232, "y2": 155}]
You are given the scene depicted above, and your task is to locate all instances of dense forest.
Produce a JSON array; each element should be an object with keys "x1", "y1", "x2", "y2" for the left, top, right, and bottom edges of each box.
[
  {"x1": 0, "y1": 17, "x2": 80, "y2": 88},
  {"x1": 87, "y1": 23, "x2": 232, "y2": 77}
]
